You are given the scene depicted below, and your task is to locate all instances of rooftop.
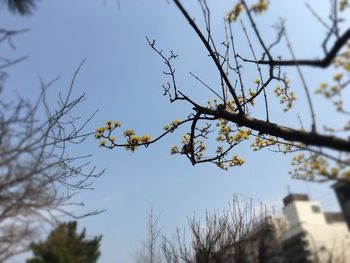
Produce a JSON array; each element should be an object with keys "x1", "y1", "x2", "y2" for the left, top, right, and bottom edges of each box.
[{"x1": 283, "y1": 194, "x2": 309, "y2": 206}]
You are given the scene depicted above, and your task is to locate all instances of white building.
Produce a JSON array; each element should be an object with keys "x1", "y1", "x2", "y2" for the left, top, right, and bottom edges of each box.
[{"x1": 281, "y1": 194, "x2": 350, "y2": 263}]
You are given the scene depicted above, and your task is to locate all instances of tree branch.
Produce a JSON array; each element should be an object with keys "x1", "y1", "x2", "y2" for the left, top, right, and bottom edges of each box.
[
  {"x1": 248, "y1": 29, "x2": 350, "y2": 68},
  {"x1": 172, "y1": 0, "x2": 244, "y2": 114},
  {"x1": 196, "y1": 105, "x2": 350, "y2": 152}
]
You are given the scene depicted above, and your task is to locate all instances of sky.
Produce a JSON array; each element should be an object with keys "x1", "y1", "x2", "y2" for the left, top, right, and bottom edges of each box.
[{"x1": 1, "y1": 0, "x2": 346, "y2": 262}]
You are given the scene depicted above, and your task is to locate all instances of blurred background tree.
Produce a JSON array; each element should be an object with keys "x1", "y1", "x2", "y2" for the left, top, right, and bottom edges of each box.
[
  {"x1": 135, "y1": 198, "x2": 285, "y2": 263},
  {"x1": 26, "y1": 221, "x2": 102, "y2": 263},
  {"x1": 0, "y1": 0, "x2": 103, "y2": 261},
  {"x1": 0, "y1": 0, "x2": 39, "y2": 15}
]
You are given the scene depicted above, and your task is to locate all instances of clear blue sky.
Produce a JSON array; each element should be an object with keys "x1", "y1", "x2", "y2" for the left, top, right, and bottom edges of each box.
[{"x1": 1, "y1": 0, "x2": 344, "y2": 262}]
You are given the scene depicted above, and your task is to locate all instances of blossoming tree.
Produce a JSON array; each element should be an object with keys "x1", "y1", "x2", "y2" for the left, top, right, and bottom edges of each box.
[{"x1": 96, "y1": 0, "x2": 350, "y2": 182}]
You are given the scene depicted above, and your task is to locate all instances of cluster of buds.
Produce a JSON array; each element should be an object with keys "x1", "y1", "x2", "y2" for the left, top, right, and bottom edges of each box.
[
  {"x1": 340, "y1": 0, "x2": 349, "y2": 12},
  {"x1": 123, "y1": 131, "x2": 151, "y2": 152},
  {"x1": 251, "y1": 0, "x2": 268, "y2": 13},
  {"x1": 226, "y1": 3, "x2": 243, "y2": 22},
  {"x1": 250, "y1": 136, "x2": 277, "y2": 151},
  {"x1": 315, "y1": 74, "x2": 346, "y2": 112},
  {"x1": 335, "y1": 44, "x2": 350, "y2": 70},
  {"x1": 163, "y1": 119, "x2": 182, "y2": 131},
  {"x1": 274, "y1": 85, "x2": 296, "y2": 112},
  {"x1": 95, "y1": 120, "x2": 122, "y2": 148},
  {"x1": 95, "y1": 120, "x2": 151, "y2": 151},
  {"x1": 229, "y1": 155, "x2": 245, "y2": 166},
  {"x1": 232, "y1": 129, "x2": 251, "y2": 142},
  {"x1": 290, "y1": 153, "x2": 343, "y2": 180}
]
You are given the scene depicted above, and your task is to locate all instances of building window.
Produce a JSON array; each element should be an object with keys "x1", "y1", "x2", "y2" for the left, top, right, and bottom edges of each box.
[{"x1": 311, "y1": 205, "x2": 321, "y2": 213}]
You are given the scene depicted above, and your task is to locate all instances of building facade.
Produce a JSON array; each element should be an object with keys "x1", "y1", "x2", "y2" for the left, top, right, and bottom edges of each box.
[{"x1": 281, "y1": 194, "x2": 350, "y2": 263}]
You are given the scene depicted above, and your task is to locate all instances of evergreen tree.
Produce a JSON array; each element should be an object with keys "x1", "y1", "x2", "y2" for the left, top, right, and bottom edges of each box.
[{"x1": 26, "y1": 221, "x2": 102, "y2": 263}]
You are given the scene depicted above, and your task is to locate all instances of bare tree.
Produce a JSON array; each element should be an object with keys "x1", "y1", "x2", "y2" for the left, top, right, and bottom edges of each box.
[
  {"x1": 96, "y1": 0, "x2": 350, "y2": 182},
  {"x1": 134, "y1": 206, "x2": 162, "y2": 263},
  {"x1": 0, "y1": 28, "x2": 103, "y2": 261},
  {"x1": 130, "y1": 197, "x2": 284, "y2": 263},
  {"x1": 161, "y1": 197, "x2": 285, "y2": 263}
]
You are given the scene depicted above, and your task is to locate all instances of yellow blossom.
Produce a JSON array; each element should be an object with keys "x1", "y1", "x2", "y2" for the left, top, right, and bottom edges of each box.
[
  {"x1": 96, "y1": 127, "x2": 106, "y2": 133},
  {"x1": 226, "y1": 3, "x2": 243, "y2": 22},
  {"x1": 233, "y1": 129, "x2": 250, "y2": 141},
  {"x1": 130, "y1": 135, "x2": 140, "y2": 145},
  {"x1": 99, "y1": 140, "x2": 106, "y2": 147},
  {"x1": 216, "y1": 162, "x2": 227, "y2": 170},
  {"x1": 181, "y1": 134, "x2": 190, "y2": 144},
  {"x1": 171, "y1": 119, "x2": 181, "y2": 127},
  {"x1": 340, "y1": 0, "x2": 348, "y2": 11},
  {"x1": 331, "y1": 167, "x2": 339, "y2": 177},
  {"x1": 333, "y1": 73, "x2": 343, "y2": 81},
  {"x1": 331, "y1": 85, "x2": 339, "y2": 92},
  {"x1": 249, "y1": 89, "x2": 255, "y2": 97},
  {"x1": 123, "y1": 129, "x2": 135, "y2": 137},
  {"x1": 230, "y1": 155, "x2": 245, "y2": 166},
  {"x1": 216, "y1": 135, "x2": 224, "y2": 142},
  {"x1": 342, "y1": 170, "x2": 350, "y2": 179},
  {"x1": 140, "y1": 135, "x2": 151, "y2": 143},
  {"x1": 198, "y1": 141, "x2": 206, "y2": 151},
  {"x1": 344, "y1": 62, "x2": 350, "y2": 71},
  {"x1": 170, "y1": 145, "x2": 178, "y2": 155},
  {"x1": 251, "y1": 0, "x2": 268, "y2": 13}
]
